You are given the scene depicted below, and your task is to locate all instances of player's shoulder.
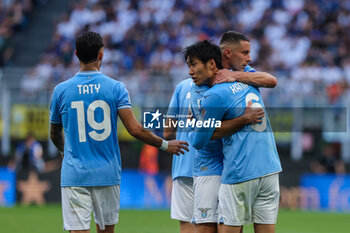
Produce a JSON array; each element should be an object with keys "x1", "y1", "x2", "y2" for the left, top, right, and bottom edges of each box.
[
  {"x1": 177, "y1": 78, "x2": 193, "y2": 89},
  {"x1": 172, "y1": 78, "x2": 193, "y2": 96},
  {"x1": 99, "y1": 73, "x2": 128, "y2": 90},
  {"x1": 191, "y1": 83, "x2": 209, "y2": 92},
  {"x1": 198, "y1": 83, "x2": 230, "y2": 107},
  {"x1": 98, "y1": 73, "x2": 118, "y2": 84},
  {"x1": 53, "y1": 78, "x2": 72, "y2": 93},
  {"x1": 209, "y1": 82, "x2": 232, "y2": 96}
]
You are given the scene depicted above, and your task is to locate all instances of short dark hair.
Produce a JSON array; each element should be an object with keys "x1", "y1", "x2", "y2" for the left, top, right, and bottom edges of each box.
[
  {"x1": 75, "y1": 32, "x2": 104, "y2": 64},
  {"x1": 219, "y1": 31, "x2": 249, "y2": 47},
  {"x1": 183, "y1": 40, "x2": 223, "y2": 69}
]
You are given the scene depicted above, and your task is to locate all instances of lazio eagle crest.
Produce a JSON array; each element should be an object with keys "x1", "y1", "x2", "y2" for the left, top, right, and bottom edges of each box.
[{"x1": 198, "y1": 208, "x2": 211, "y2": 218}]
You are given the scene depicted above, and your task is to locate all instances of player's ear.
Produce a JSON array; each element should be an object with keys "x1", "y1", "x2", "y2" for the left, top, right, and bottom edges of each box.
[
  {"x1": 223, "y1": 48, "x2": 231, "y2": 59},
  {"x1": 74, "y1": 50, "x2": 77, "y2": 57},
  {"x1": 208, "y1": 59, "x2": 216, "y2": 69},
  {"x1": 98, "y1": 47, "x2": 104, "y2": 61}
]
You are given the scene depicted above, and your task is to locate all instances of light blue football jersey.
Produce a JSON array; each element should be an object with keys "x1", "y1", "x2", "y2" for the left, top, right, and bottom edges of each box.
[
  {"x1": 189, "y1": 84, "x2": 223, "y2": 176},
  {"x1": 244, "y1": 65, "x2": 255, "y2": 72},
  {"x1": 167, "y1": 78, "x2": 196, "y2": 179},
  {"x1": 50, "y1": 71, "x2": 131, "y2": 186},
  {"x1": 191, "y1": 81, "x2": 282, "y2": 184},
  {"x1": 186, "y1": 65, "x2": 255, "y2": 176}
]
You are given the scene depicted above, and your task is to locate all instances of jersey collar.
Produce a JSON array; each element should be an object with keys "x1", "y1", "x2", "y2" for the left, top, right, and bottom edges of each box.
[{"x1": 76, "y1": 71, "x2": 101, "y2": 75}]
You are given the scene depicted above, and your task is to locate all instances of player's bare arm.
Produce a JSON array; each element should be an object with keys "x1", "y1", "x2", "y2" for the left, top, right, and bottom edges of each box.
[
  {"x1": 163, "y1": 118, "x2": 177, "y2": 140},
  {"x1": 118, "y1": 108, "x2": 189, "y2": 155},
  {"x1": 214, "y1": 69, "x2": 277, "y2": 88},
  {"x1": 50, "y1": 123, "x2": 65, "y2": 157},
  {"x1": 211, "y1": 101, "x2": 264, "y2": 140}
]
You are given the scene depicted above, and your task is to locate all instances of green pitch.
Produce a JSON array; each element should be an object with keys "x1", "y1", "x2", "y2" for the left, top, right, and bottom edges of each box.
[{"x1": 0, "y1": 205, "x2": 349, "y2": 233}]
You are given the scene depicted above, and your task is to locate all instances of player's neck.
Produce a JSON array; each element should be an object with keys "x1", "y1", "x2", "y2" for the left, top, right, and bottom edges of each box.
[
  {"x1": 79, "y1": 61, "x2": 100, "y2": 72},
  {"x1": 222, "y1": 59, "x2": 230, "y2": 70},
  {"x1": 209, "y1": 68, "x2": 221, "y2": 87}
]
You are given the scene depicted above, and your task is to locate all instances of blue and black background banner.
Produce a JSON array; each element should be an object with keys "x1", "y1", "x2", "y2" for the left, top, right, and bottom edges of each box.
[{"x1": 2, "y1": 166, "x2": 350, "y2": 211}]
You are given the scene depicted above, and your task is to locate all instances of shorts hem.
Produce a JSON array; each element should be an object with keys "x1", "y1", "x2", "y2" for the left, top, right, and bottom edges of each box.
[
  {"x1": 219, "y1": 221, "x2": 252, "y2": 226},
  {"x1": 171, "y1": 216, "x2": 192, "y2": 222},
  {"x1": 253, "y1": 220, "x2": 277, "y2": 224},
  {"x1": 64, "y1": 225, "x2": 90, "y2": 231},
  {"x1": 194, "y1": 220, "x2": 218, "y2": 224},
  {"x1": 95, "y1": 219, "x2": 119, "y2": 227}
]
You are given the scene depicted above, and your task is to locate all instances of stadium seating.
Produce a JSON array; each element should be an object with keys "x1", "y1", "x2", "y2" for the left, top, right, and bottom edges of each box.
[
  {"x1": 15, "y1": 0, "x2": 349, "y2": 108},
  {"x1": 0, "y1": 0, "x2": 39, "y2": 66}
]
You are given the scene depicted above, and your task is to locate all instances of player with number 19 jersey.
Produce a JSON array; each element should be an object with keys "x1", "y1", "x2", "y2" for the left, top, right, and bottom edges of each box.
[
  {"x1": 191, "y1": 82, "x2": 282, "y2": 184},
  {"x1": 50, "y1": 71, "x2": 131, "y2": 187}
]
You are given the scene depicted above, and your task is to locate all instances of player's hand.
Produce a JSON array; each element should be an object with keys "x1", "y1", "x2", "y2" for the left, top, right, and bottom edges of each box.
[
  {"x1": 214, "y1": 69, "x2": 240, "y2": 84},
  {"x1": 166, "y1": 140, "x2": 189, "y2": 155},
  {"x1": 244, "y1": 101, "x2": 265, "y2": 124},
  {"x1": 187, "y1": 108, "x2": 194, "y2": 120}
]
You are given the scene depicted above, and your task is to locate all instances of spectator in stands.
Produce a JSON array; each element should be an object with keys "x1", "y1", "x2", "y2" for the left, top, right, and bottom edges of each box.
[
  {"x1": 16, "y1": 0, "x2": 350, "y2": 108},
  {"x1": 0, "y1": 0, "x2": 38, "y2": 66},
  {"x1": 311, "y1": 144, "x2": 346, "y2": 174}
]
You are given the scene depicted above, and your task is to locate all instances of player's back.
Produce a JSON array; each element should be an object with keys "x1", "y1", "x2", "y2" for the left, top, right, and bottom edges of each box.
[
  {"x1": 206, "y1": 82, "x2": 282, "y2": 184},
  {"x1": 167, "y1": 78, "x2": 196, "y2": 179},
  {"x1": 50, "y1": 71, "x2": 131, "y2": 186}
]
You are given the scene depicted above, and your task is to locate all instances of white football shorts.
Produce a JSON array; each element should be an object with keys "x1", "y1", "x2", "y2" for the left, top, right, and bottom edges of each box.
[
  {"x1": 61, "y1": 185, "x2": 120, "y2": 231},
  {"x1": 193, "y1": 175, "x2": 221, "y2": 224},
  {"x1": 171, "y1": 177, "x2": 194, "y2": 222},
  {"x1": 218, "y1": 173, "x2": 280, "y2": 226}
]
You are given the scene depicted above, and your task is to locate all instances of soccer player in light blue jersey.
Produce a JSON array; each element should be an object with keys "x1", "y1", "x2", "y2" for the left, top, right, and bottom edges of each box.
[
  {"x1": 165, "y1": 64, "x2": 266, "y2": 233},
  {"x1": 164, "y1": 78, "x2": 196, "y2": 233},
  {"x1": 185, "y1": 39, "x2": 273, "y2": 233},
  {"x1": 167, "y1": 31, "x2": 277, "y2": 233},
  {"x1": 49, "y1": 32, "x2": 189, "y2": 233},
  {"x1": 186, "y1": 39, "x2": 282, "y2": 233}
]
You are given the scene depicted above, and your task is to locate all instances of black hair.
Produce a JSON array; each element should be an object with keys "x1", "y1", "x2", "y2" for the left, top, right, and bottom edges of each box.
[
  {"x1": 219, "y1": 31, "x2": 249, "y2": 46},
  {"x1": 75, "y1": 31, "x2": 104, "y2": 64},
  {"x1": 183, "y1": 40, "x2": 223, "y2": 69}
]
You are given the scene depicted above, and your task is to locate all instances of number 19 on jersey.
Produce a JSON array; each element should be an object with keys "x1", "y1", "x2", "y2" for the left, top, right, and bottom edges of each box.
[{"x1": 71, "y1": 100, "x2": 112, "y2": 142}]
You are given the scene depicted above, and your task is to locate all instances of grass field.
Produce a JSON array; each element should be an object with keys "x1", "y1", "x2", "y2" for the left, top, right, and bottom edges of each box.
[{"x1": 1, "y1": 205, "x2": 350, "y2": 233}]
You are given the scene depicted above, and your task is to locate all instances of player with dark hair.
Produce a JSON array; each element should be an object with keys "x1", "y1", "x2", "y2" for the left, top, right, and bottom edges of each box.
[
  {"x1": 181, "y1": 39, "x2": 275, "y2": 233},
  {"x1": 184, "y1": 40, "x2": 224, "y2": 72},
  {"x1": 187, "y1": 39, "x2": 282, "y2": 233},
  {"x1": 49, "y1": 31, "x2": 189, "y2": 233},
  {"x1": 165, "y1": 39, "x2": 266, "y2": 233}
]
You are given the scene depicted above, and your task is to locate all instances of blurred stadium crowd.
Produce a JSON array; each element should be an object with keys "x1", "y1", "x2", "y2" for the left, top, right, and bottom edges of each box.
[
  {"x1": 0, "y1": 0, "x2": 43, "y2": 66},
  {"x1": 11, "y1": 0, "x2": 350, "y2": 107}
]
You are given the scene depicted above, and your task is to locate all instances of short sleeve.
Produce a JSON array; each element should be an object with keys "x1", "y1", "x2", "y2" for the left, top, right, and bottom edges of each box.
[
  {"x1": 49, "y1": 86, "x2": 62, "y2": 124},
  {"x1": 116, "y1": 82, "x2": 132, "y2": 110}
]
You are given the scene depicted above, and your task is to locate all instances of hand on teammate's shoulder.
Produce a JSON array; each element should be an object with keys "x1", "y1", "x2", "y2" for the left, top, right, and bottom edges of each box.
[{"x1": 214, "y1": 69, "x2": 238, "y2": 84}]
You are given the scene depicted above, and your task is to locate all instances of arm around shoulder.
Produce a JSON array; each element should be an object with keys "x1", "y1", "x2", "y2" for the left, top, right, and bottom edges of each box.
[
  {"x1": 118, "y1": 108, "x2": 189, "y2": 155},
  {"x1": 215, "y1": 69, "x2": 277, "y2": 88},
  {"x1": 239, "y1": 71, "x2": 277, "y2": 88}
]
